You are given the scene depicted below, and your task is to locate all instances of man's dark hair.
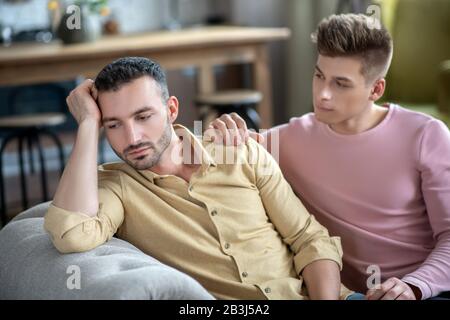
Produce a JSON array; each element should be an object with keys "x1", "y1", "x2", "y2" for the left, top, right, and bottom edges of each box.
[
  {"x1": 311, "y1": 14, "x2": 393, "y2": 83},
  {"x1": 95, "y1": 57, "x2": 170, "y2": 103}
]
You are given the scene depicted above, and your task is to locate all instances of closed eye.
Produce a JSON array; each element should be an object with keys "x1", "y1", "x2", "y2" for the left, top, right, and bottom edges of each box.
[
  {"x1": 336, "y1": 81, "x2": 350, "y2": 88},
  {"x1": 314, "y1": 73, "x2": 324, "y2": 80},
  {"x1": 137, "y1": 114, "x2": 152, "y2": 121},
  {"x1": 107, "y1": 122, "x2": 120, "y2": 129}
]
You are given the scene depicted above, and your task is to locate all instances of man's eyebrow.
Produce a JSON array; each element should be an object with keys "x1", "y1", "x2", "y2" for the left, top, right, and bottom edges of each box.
[
  {"x1": 102, "y1": 106, "x2": 154, "y2": 123},
  {"x1": 315, "y1": 65, "x2": 352, "y2": 82},
  {"x1": 335, "y1": 76, "x2": 352, "y2": 82},
  {"x1": 315, "y1": 65, "x2": 324, "y2": 74}
]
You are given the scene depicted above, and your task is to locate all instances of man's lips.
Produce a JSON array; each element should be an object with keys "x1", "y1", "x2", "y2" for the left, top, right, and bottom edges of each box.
[
  {"x1": 316, "y1": 105, "x2": 334, "y2": 112},
  {"x1": 127, "y1": 147, "x2": 151, "y2": 156}
]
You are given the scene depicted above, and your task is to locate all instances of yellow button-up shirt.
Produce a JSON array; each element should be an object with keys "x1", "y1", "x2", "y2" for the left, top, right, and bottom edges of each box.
[{"x1": 44, "y1": 124, "x2": 350, "y2": 299}]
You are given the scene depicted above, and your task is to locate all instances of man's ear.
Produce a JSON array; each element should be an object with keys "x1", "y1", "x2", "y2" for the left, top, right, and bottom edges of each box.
[
  {"x1": 167, "y1": 96, "x2": 179, "y2": 123},
  {"x1": 369, "y1": 78, "x2": 386, "y2": 101}
]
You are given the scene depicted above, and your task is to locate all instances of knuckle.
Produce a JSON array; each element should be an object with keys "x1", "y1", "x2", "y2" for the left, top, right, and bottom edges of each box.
[
  {"x1": 217, "y1": 120, "x2": 226, "y2": 127},
  {"x1": 214, "y1": 120, "x2": 226, "y2": 130},
  {"x1": 222, "y1": 114, "x2": 232, "y2": 121},
  {"x1": 230, "y1": 112, "x2": 242, "y2": 119},
  {"x1": 401, "y1": 291, "x2": 410, "y2": 298},
  {"x1": 207, "y1": 130, "x2": 220, "y2": 137},
  {"x1": 385, "y1": 293, "x2": 395, "y2": 300},
  {"x1": 234, "y1": 116, "x2": 244, "y2": 123}
]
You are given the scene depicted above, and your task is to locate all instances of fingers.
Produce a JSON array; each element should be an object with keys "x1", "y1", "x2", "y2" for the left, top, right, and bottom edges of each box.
[
  {"x1": 366, "y1": 278, "x2": 396, "y2": 300},
  {"x1": 68, "y1": 79, "x2": 94, "y2": 98},
  {"x1": 219, "y1": 114, "x2": 240, "y2": 145},
  {"x1": 229, "y1": 112, "x2": 248, "y2": 143},
  {"x1": 90, "y1": 83, "x2": 98, "y2": 101},
  {"x1": 380, "y1": 283, "x2": 406, "y2": 300},
  {"x1": 211, "y1": 119, "x2": 232, "y2": 145},
  {"x1": 249, "y1": 130, "x2": 265, "y2": 144},
  {"x1": 202, "y1": 112, "x2": 265, "y2": 146},
  {"x1": 66, "y1": 79, "x2": 101, "y2": 125},
  {"x1": 203, "y1": 124, "x2": 217, "y2": 143},
  {"x1": 366, "y1": 277, "x2": 415, "y2": 300},
  {"x1": 380, "y1": 278, "x2": 416, "y2": 300},
  {"x1": 81, "y1": 79, "x2": 95, "y2": 91},
  {"x1": 206, "y1": 114, "x2": 240, "y2": 146},
  {"x1": 395, "y1": 290, "x2": 415, "y2": 300}
]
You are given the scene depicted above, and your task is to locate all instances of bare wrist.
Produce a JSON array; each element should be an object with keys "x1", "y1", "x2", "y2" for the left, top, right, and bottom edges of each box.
[
  {"x1": 79, "y1": 117, "x2": 100, "y2": 127},
  {"x1": 406, "y1": 283, "x2": 422, "y2": 300}
]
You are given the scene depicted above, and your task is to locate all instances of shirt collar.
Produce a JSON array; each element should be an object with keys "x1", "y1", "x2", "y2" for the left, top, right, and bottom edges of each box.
[{"x1": 137, "y1": 124, "x2": 216, "y2": 183}]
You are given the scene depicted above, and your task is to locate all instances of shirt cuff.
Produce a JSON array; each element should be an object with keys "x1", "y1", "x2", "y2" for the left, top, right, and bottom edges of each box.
[
  {"x1": 402, "y1": 275, "x2": 432, "y2": 300},
  {"x1": 293, "y1": 236, "x2": 343, "y2": 275},
  {"x1": 44, "y1": 203, "x2": 97, "y2": 244}
]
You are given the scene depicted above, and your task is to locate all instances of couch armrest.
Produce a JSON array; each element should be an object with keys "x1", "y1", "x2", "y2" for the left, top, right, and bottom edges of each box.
[{"x1": 0, "y1": 203, "x2": 214, "y2": 300}]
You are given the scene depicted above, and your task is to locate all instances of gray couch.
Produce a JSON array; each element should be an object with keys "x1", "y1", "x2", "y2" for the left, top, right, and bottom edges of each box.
[{"x1": 0, "y1": 202, "x2": 214, "y2": 300}]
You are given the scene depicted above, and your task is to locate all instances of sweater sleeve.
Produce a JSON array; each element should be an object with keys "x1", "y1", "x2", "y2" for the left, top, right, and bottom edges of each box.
[{"x1": 402, "y1": 119, "x2": 450, "y2": 299}]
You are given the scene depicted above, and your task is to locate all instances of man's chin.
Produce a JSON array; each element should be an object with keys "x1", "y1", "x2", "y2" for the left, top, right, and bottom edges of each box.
[
  {"x1": 127, "y1": 160, "x2": 154, "y2": 171},
  {"x1": 121, "y1": 155, "x2": 153, "y2": 170},
  {"x1": 314, "y1": 112, "x2": 336, "y2": 125}
]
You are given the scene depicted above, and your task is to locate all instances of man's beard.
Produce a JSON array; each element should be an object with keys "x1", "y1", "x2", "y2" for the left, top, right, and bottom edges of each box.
[{"x1": 114, "y1": 118, "x2": 172, "y2": 170}]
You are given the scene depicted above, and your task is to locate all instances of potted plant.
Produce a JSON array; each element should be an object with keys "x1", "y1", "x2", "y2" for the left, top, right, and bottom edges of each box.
[{"x1": 48, "y1": 0, "x2": 110, "y2": 44}]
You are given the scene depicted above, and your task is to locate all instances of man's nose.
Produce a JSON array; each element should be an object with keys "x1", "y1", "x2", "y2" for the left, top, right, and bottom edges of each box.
[
  {"x1": 319, "y1": 85, "x2": 332, "y2": 101},
  {"x1": 124, "y1": 125, "x2": 141, "y2": 145}
]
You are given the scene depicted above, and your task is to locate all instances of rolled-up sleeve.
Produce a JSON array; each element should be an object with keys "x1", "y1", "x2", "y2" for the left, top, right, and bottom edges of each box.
[
  {"x1": 44, "y1": 170, "x2": 125, "y2": 253},
  {"x1": 250, "y1": 139, "x2": 343, "y2": 275}
]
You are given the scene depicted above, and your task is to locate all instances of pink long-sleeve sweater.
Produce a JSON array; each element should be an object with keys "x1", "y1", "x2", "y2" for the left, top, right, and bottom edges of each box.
[{"x1": 265, "y1": 104, "x2": 450, "y2": 299}]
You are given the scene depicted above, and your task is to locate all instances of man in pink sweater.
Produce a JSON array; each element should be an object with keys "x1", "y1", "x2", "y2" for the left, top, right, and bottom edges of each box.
[{"x1": 207, "y1": 14, "x2": 450, "y2": 300}]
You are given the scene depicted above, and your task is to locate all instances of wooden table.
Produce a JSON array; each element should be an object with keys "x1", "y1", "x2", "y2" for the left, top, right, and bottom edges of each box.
[{"x1": 0, "y1": 26, "x2": 290, "y2": 128}]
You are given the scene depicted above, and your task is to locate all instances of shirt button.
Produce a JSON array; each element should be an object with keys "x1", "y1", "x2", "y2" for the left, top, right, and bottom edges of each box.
[
  {"x1": 264, "y1": 287, "x2": 271, "y2": 294},
  {"x1": 224, "y1": 243, "x2": 230, "y2": 249},
  {"x1": 242, "y1": 272, "x2": 248, "y2": 278},
  {"x1": 211, "y1": 209, "x2": 218, "y2": 216}
]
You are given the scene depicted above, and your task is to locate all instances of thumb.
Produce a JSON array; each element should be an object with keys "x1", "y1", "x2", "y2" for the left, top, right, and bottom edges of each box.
[{"x1": 249, "y1": 131, "x2": 265, "y2": 144}]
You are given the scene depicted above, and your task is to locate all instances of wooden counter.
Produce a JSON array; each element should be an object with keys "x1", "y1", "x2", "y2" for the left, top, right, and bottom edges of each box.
[{"x1": 0, "y1": 26, "x2": 290, "y2": 128}]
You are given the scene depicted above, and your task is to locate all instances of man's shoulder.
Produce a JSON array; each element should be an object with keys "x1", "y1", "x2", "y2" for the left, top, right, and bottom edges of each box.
[
  {"x1": 269, "y1": 112, "x2": 317, "y2": 135},
  {"x1": 391, "y1": 104, "x2": 444, "y2": 128},
  {"x1": 386, "y1": 104, "x2": 450, "y2": 143},
  {"x1": 262, "y1": 113, "x2": 317, "y2": 144},
  {"x1": 98, "y1": 161, "x2": 127, "y2": 173},
  {"x1": 201, "y1": 137, "x2": 257, "y2": 164},
  {"x1": 287, "y1": 112, "x2": 317, "y2": 128},
  {"x1": 97, "y1": 161, "x2": 131, "y2": 182}
]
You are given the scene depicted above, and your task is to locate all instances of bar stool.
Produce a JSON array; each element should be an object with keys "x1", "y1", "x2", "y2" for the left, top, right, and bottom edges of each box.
[
  {"x1": 0, "y1": 113, "x2": 66, "y2": 226},
  {"x1": 0, "y1": 84, "x2": 68, "y2": 226},
  {"x1": 195, "y1": 89, "x2": 262, "y2": 130}
]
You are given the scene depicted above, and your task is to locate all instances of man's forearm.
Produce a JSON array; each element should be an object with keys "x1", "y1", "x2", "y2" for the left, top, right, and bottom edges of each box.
[
  {"x1": 302, "y1": 259, "x2": 341, "y2": 300},
  {"x1": 52, "y1": 119, "x2": 99, "y2": 216}
]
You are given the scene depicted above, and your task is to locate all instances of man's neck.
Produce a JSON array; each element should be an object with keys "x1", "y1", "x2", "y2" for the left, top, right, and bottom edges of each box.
[
  {"x1": 150, "y1": 130, "x2": 200, "y2": 182},
  {"x1": 329, "y1": 103, "x2": 388, "y2": 135}
]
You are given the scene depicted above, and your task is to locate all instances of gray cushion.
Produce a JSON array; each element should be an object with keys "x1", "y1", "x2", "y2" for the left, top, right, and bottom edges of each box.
[{"x1": 0, "y1": 202, "x2": 214, "y2": 300}]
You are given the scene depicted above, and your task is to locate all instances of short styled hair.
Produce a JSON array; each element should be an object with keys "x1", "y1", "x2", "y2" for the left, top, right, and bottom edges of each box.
[
  {"x1": 311, "y1": 13, "x2": 393, "y2": 83},
  {"x1": 95, "y1": 57, "x2": 170, "y2": 103}
]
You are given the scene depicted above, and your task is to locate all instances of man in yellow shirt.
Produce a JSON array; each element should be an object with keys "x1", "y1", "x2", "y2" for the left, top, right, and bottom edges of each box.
[{"x1": 44, "y1": 57, "x2": 351, "y2": 300}]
